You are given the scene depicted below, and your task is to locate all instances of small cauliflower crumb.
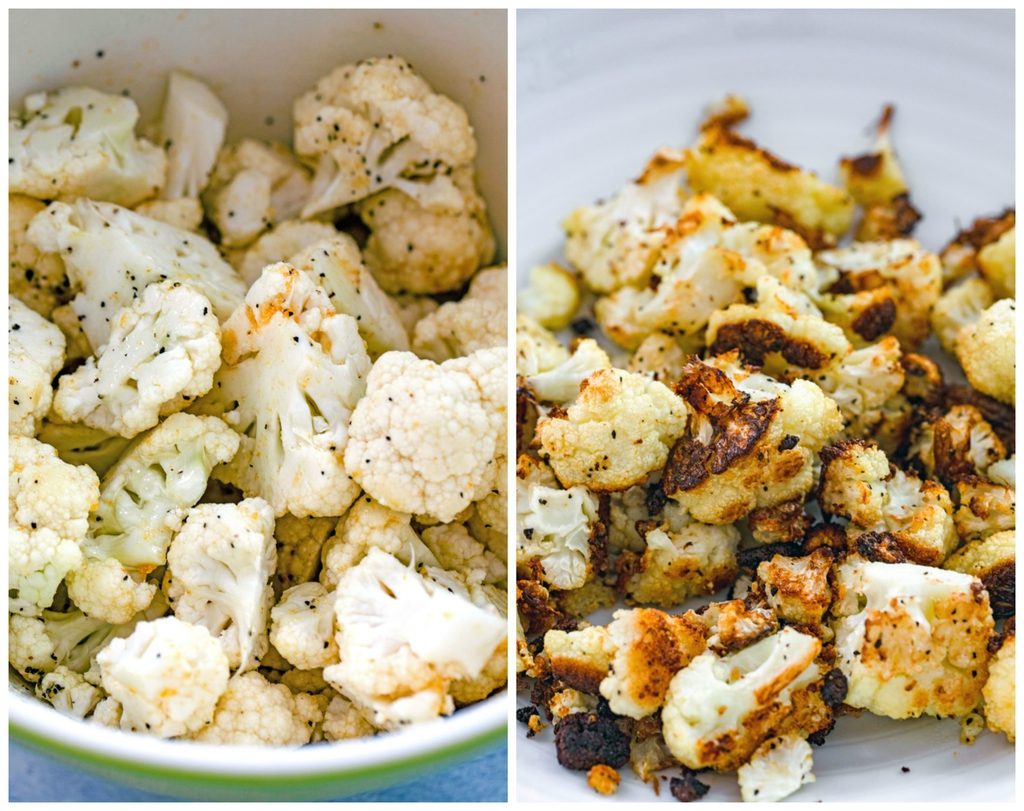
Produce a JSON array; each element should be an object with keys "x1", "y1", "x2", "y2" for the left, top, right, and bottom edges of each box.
[{"x1": 587, "y1": 764, "x2": 621, "y2": 796}]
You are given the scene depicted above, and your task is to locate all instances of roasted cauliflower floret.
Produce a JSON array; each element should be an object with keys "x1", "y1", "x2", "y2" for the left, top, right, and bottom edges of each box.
[
  {"x1": 814, "y1": 336, "x2": 905, "y2": 439},
  {"x1": 157, "y1": 70, "x2": 228, "y2": 200},
  {"x1": 358, "y1": 165, "x2": 494, "y2": 295},
  {"x1": 53, "y1": 282, "x2": 221, "y2": 438},
  {"x1": 10, "y1": 86, "x2": 165, "y2": 206},
  {"x1": 518, "y1": 262, "x2": 581, "y2": 331},
  {"x1": 599, "y1": 608, "x2": 707, "y2": 719},
  {"x1": 193, "y1": 262, "x2": 370, "y2": 517},
  {"x1": 982, "y1": 624, "x2": 1014, "y2": 742},
  {"x1": 543, "y1": 624, "x2": 615, "y2": 694},
  {"x1": 940, "y1": 209, "x2": 1015, "y2": 287},
  {"x1": 661, "y1": 627, "x2": 823, "y2": 771},
  {"x1": 322, "y1": 693, "x2": 380, "y2": 741},
  {"x1": 269, "y1": 582, "x2": 339, "y2": 671},
  {"x1": 69, "y1": 413, "x2": 239, "y2": 623},
  {"x1": 9, "y1": 194, "x2": 72, "y2": 317},
  {"x1": 815, "y1": 239, "x2": 942, "y2": 350},
  {"x1": 536, "y1": 368, "x2": 689, "y2": 492},
  {"x1": 96, "y1": 616, "x2": 230, "y2": 738},
  {"x1": 953, "y1": 477, "x2": 1015, "y2": 542},
  {"x1": 294, "y1": 55, "x2": 476, "y2": 217},
  {"x1": 563, "y1": 148, "x2": 687, "y2": 293},
  {"x1": 202, "y1": 139, "x2": 311, "y2": 248},
  {"x1": 322, "y1": 548, "x2": 506, "y2": 729},
  {"x1": 26, "y1": 199, "x2": 245, "y2": 351},
  {"x1": 622, "y1": 524, "x2": 740, "y2": 606},
  {"x1": 319, "y1": 495, "x2": 437, "y2": 590},
  {"x1": 627, "y1": 332, "x2": 689, "y2": 385},
  {"x1": 344, "y1": 347, "x2": 506, "y2": 523},
  {"x1": 236, "y1": 219, "x2": 338, "y2": 286},
  {"x1": 756, "y1": 549, "x2": 833, "y2": 627},
  {"x1": 977, "y1": 226, "x2": 1015, "y2": 298},
  {"x1": 516, "y1": 455, "x2": 601, "y2": 590},
  {"x1": 910, "y1": 404, "x2": 1006, "y2": 483},
  {"x1": 685, "y1": 124, "x2": 854, "y2": 245},
  {"x1": 9, "y1": 297, "x2": 65, "y2": 437},
  {"x1": 523, "y1": 338, "x2": 611, "y2": 404},
  {"x1": 930, "y1": 276, "x2": 995, "y2": 354},
  {"x1": 9, "y1": 436, "x2": 99, "y2": 616},
  {"x1": 955, "y1": 298, "x2": 1015, "y2": 405},
  {"x1": 737, "y1": 733, "x2": 815, "y2": 803},
  {"x1": 192, "y1": 671, "x2": 321, "y2": 745},
  {"x1": 944, "y1": 530, "x2": 1014, "y2": 619},
  {"x1": 662, "y1": 356, "x2": 842, "y2": 525},
  {"x1": 516, "y1": 313, "x2": 570, "y2": 376},
  {"x1": 164, "y1": 498, "x2": 277, "y2": 671},
  {"x1": 832, "y1": 557, "x2": 993, "y2": 720}
]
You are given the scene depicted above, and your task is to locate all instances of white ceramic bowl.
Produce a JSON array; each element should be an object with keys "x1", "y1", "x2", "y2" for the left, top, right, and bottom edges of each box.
[
  {"x1": 517, "y1": 8, "x2": 1014, "y2": 803},
  {"x1": 9, "y1": 8, "x2": 507, "y2": 800}
]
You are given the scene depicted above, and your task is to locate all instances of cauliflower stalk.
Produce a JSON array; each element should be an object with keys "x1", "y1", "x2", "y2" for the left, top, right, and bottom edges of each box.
[{"x1": 158, "y1": 70, "x2": 228, "y2": 199}]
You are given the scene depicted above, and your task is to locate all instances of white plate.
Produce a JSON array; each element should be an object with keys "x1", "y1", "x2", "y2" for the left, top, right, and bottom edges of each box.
[{"x1": 516, "y1": 8, "x2": 1014, "y2": 802}]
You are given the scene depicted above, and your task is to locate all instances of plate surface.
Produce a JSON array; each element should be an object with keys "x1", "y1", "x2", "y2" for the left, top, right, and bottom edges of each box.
[{"x1": 516, "y1": 8, "x2": 1014, "y2": 802}]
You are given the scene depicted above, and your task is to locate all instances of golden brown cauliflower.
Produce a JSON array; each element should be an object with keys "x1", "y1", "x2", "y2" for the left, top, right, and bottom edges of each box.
[
  {"x1": 982, "y1": 622, "x2": 1014, "y2": 742},
  {"x1": 536, "y1": 368, "x2": 689, "y2": 492},
  {"x1": 944, "y1": 530, "x2": 1014, "y2": 619},
  {"x1": 955, "y1": 299, "x2": 1015, "y2": 405},
  {"x1": 756, "y1": 549, "x2": 833, "y2": 628},
  {"x1": 940, "y1": 208, "x2": 1015, "y2": 287}
]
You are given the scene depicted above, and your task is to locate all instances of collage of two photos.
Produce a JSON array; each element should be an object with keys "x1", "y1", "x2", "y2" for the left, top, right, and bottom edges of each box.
[{"x1": 7, "y1": 5, "x2": 1016, "y2": 805}]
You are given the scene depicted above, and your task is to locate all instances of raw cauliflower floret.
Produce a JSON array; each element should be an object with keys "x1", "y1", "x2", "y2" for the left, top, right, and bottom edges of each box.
[
  {"x1": 706, "y1": 274, "x2": 851, "y2": 378},
  {"x1": 815, "y1": 240, "x2": 943, "y2": 349},
  {"x1": 53, "y1": 282, "x2": 221, "y2": 438},
  {"x1": 269, "y1": 582, "x2": 339, "y2": 671},
  {"x1": 319, "y1": 496, "x2": 437, "y2": 590},
  {"x1": 273, "y1": 514, "x2": 338, "y2": 596},
  {"x1": 134, "y1": 197, "x2": 204, "y2": 232},
  {"x1": 157, "y1": 70, "x2": 228, "y2": 200},
  {"x1": 421, "y1": 523, "x2": 505, "y2": 585},
  {"x1": 819, "y1": 440, "x2": 957, "y2": 565},
  {"x1": 9, "y1": 435, "x2": 99, "y2": 615},
  {"x1": 536, "y1": 368, "x2": 689, "y2": 491},
  {"x1": 599, "y1": 608, "x2": 708, "y2": 719},
  {"x1": 294, "y1": 55, "x2": 476, "y2": 217},
  {"x1": 757, "y1": 549, "x2": 833, "y2": 627},
  {"x1": 322, "y1": 694, "x2": 380, "y2": 741},
  {"x1": 69, "y1": 413, "x2": 239, "y2": 623},
  {"x1": 524, "y1": 339, "x2": 611, "y2": 404},
  {"x1": 661, "y1": 627, "x2": 823, "y2": 771},
  {"x1": 26, "y1": 199, "x2": 245, "y2": 351},
  {"x1": 831, "y1": 557, "x2": 993, "y2": 720},
  {"x1": 563, "y1": 148, "x2": 687, "y2": 293},
  {"x1": 516, "y1": 454, "x2": 600, "y2": 590},
  {"x1": 202, "y1": 139, "x2": 311, "y2": 248},
  {"x1": 982, "y1": 627, "x2": 1015, "y2": 742},
  {"x1": 164, "y1": 498, "x2": 277, "y2": 671},
  {"x1": 977, "y1": 226, "x2": 1015, "y2": 299},
  {"x1": 192, "y1": 671, "x2": 320, "y2": 745},
  {"x1": 685, "y1": 124, "x2": 854, "y2": 245},
  {"x1": 466, "y1": 455, "x2": 507, "y2": 559},
  {"x1": 193, "y1": 262, "x2": 370, "y2": 517},
  {"x1": 237, "y1": 220, "x2": 337, "y2": 286},
  {"x1": 9, "y1": 297, "x2": 65, "y2": 437},
  {"x1": 323, "y1": 548, "x2": 506, "y2": 729},
  {"x1": 737, "y1": 734, "x2": 815, "y2": 803},
  {"x1": 35, "y1": 666, "x2": 104, "y2": 719},
  {"x1": 516, "y1": 313, "x2": 570, "y2": 376},
  {"x1": 628, "y1": 332, "x2": 689, "y2": 385},
  {"x1": 97, "y1": 616, "x2": 229, "y2": 738},
  {"x1": 289, "y1": 235, "x2": 409, "y2": 357},
  {"x1": 518, "y1": 262, "x2": 581, "y2": 331},
  {"x1": 931, "y1": 276, "x2": 995, "y2": 354},
  {"x1": 662, "y1": 355, "x2": 842, "y2": 524},
  {"x1": 955, "y1": 299, "x2": 1015, "y2": 405},
  {"x1": 412, "y1": 273, "x2": 506, "y2": 360},
  {"x1": 10, "y1": 86, "x2": 166, "y2": 206},
  {"x1": 344, "y1": 347, "x2": 506, "y2": 523},
  {"x1": 358, "y1": 166, "x2": 494, "y2": 295},
  {"x1": 9, "y1": 194, "x2": 72, "y2": 317},
  {"x1": 944, "y1": 530, "x2": 1014, "y2": 618}
]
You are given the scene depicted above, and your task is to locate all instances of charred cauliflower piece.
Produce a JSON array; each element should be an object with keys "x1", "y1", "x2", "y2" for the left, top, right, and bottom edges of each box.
[
  {"x1": 756, "y1": 549, "x2": 833, "y2": 628},
  {"x1": 832, "y1": 557, "x2": 993, "y2": 720},
  {"x1": 563, "y1": 148, "x2": 687, "y2": 293},
  {"x1": 944, "y1": 530, "x2": 1014, "y2": 619},
  {"x1": 536, "y1": 368, "x2": 688, "y2": 492},
  {"x1": 662, "y1": 355, "x2": 842, "y2": 525},
  {"x1": 940, "y1": 209, "x2": 1015, "y2": 287},
  {"x1": 955, "y1": 299, "x2": 1015, "y2": 406}
]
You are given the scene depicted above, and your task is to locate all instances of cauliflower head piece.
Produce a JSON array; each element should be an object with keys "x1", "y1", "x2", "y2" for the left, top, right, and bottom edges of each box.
[
  {"x1": 157, "y1": 70, "x2": 228, "y2": 200},
  {"x1": 931, "y1": 276, "x2": 995, "y2": 355},
  {"x1": 955, "y1": 298, "x2": 1015, "y2": 405},
  {"x1": 344, "y1": 347, "x2": 506, "y2": 523},
  {"x1": 523, "y1": 338, "x2": 611, "y2": 405},
  {"x1": 269, "y1": 582, "x2": 339, "y2": 671},
  {"x1": 54, "y1": 281, "x2": 222, "y2": 438},
  {"x1": 164, "y1": 498, "x2": 277, "y2": 671},
  {"x1": 737, "y1": 733, "x2": 815, "y2": 803},
  {"x1": 412, "y1": 274, "x2": 506, "y2": 361},
  {"x1": 9, "y1": 194, "x2": 72, "y2": 318},
  {"x1": 96, "y1": 616, "x2": 230, "y2": 738},
  {"x1": 294, "y1": 55, "x2": 476, "y2": 217},
  {"x1": 518, "y1": 262, "x2": 581, "y2": 331},
  {"x1": 9, "y1": 436, "x2": 99, "y2": 615},
  {"x1": 982, "y1": 626, "x2": 1015, "y2": 742},
  {"x1": 237, "y1": 219, "x2": 338, "y2": 286},
  {"x1": 35, "y1": 665, "x2": 104, "y2": 720},
  {"x1": 10, "y1": 86, "x2": 166, "y2": 206},
  {"x1": 323, "y1": 548, "x2": 505, "y2": 729},
  {"x1": 536, "y1": 368, "x2": 689, "y2": 492},
  {"x1": 193, "y1": 262, "x2": 371, "y2": 517},
  {"x1": 9, "y1": 296, "x2": 65, "y2": 437},
  {"x1": 832, "y1": 557, "x2": 993, "y2": 720},
  {"x1": 26, "y1": 199, "x2": 245, "y2": 351}
]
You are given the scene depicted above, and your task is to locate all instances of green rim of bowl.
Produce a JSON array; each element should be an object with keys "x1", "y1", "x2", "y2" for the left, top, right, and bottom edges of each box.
[{"x1": 10, "y1": 717, "x2": 506, "y2": 797}]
